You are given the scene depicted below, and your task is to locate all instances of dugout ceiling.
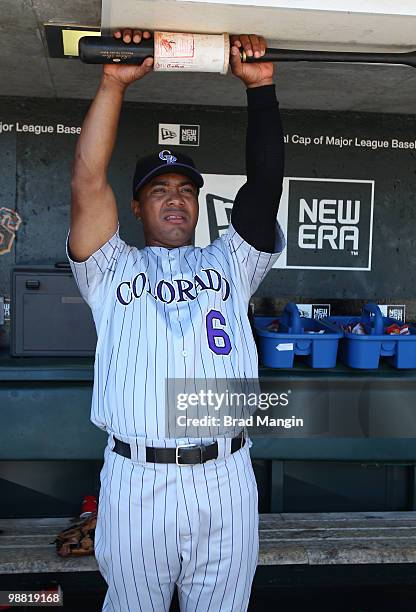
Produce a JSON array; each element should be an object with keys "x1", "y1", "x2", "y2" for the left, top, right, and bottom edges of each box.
[{"x1": 1, "y1": 0, "x2": 416, "y2": 113}]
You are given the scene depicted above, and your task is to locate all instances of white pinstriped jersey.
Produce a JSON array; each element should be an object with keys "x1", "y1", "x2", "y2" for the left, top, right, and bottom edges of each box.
[{"x1": 66, "y1": 221, "x2": 285, "y2": 443}]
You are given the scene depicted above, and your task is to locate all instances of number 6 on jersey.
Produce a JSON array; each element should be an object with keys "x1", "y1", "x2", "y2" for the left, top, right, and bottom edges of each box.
[{"x1": 206, "y1": 309, "x2": 232, "y2": 355}]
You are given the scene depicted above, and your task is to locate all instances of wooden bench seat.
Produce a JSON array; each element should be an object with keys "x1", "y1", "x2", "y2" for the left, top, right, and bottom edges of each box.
[{"x1": 1, "y1": 511, "x2": 416, "y2": 574}]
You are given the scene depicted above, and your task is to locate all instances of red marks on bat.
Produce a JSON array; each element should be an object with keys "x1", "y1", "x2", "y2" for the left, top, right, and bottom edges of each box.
[{"x1": 160, "y1": 38, "x2": 175, "y2": 54}]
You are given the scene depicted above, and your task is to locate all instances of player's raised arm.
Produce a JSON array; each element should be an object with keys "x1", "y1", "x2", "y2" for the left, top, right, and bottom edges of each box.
[
  {"x1": 68, "y1": 29, "x2": 154, "y2": 263},
  {"x1": 229, "y1": 34, "x2": 285, "y2": 253}
]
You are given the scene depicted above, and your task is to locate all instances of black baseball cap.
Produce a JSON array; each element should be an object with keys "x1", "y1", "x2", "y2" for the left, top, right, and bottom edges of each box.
[{"x1": 132, "y1": 149, "x2": 204, "y2": 199}]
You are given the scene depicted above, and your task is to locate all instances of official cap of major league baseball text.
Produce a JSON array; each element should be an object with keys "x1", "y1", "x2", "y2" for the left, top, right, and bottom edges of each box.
[{"x1": 132, "y1": 149, "x2": 204, "y2": 199}]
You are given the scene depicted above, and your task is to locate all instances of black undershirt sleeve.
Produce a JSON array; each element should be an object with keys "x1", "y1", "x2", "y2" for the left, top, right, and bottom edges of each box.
[{"x1": 230, "y1": 84, "x2": 285, "y2": 252}]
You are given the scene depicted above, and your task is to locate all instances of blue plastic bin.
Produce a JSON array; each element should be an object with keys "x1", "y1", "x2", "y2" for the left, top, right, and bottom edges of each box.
[
  {"x1": 321, "y1": 303, "x2": 416, "y2": 369},
  {"x1": 254, "y1": 302, "x2": 342, "y2": 368}
]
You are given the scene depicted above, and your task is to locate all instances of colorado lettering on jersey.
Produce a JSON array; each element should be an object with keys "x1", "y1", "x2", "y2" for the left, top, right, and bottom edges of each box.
[{"x1": 116, "y1": 267, "x2": 230, "y2": 306}]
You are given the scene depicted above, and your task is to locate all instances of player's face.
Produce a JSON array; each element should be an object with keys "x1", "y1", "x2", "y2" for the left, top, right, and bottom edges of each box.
[{"x1": 131, "y1": 173, "x2": 199, "y2": 248}]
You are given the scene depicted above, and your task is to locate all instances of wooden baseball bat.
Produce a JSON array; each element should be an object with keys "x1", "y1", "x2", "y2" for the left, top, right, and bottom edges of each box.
[{"x1": 78, "y1": 36, "x2": 416, "y2": 69}]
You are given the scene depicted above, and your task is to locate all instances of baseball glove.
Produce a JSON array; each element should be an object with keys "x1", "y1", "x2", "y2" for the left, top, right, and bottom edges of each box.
[{"x1": 54, "y1": 512, "x2": 97, "y2": 557}]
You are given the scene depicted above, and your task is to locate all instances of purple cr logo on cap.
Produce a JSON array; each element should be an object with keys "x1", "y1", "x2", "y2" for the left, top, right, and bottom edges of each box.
[{"x1": 159, "y1": 150, "x2": 177, "y2": 164}]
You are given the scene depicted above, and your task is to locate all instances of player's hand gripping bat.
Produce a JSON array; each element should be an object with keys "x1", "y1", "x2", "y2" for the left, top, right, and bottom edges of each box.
[{"x1": 78, "y1": 31, "x2": 416, "y2": 72}]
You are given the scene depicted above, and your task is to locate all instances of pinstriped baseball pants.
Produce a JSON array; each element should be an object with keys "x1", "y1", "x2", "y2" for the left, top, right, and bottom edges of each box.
[{"x1": 94, "y1": 438, "x2": 259, "y2": 612}]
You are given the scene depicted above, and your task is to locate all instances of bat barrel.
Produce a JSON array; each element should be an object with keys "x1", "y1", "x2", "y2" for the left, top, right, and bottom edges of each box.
[{"x1": 243, "y1": 47, "x2": 416, "y2": 68}]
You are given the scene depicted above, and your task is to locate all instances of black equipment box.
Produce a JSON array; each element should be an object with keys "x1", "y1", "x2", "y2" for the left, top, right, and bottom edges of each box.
[{"x1": 11, "y1": 265, "x2": 97, "y2": 357}]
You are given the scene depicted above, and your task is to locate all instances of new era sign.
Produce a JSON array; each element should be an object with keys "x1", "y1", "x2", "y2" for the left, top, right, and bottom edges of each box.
[
  {"x1": 194, "y1": 174, "x2": 375, "y2": 273},
  {"x1": 284, "y1": 178, "x2": 374, "y2": 270},
  {"x1": 297, "y1": 304, "x2": 331, "y2": 320},
  {"x1": 379, "y1": 305, "x2": 406, "y2": 322},
  {"x1": 158, "y1": 123, "x2": 200, "y2": 146}
]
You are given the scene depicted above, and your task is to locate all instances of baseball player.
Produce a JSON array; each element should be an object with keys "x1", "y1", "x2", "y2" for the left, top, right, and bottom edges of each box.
[{"x1": 67, "y1": 29, "x2": 285, "y2": 612}]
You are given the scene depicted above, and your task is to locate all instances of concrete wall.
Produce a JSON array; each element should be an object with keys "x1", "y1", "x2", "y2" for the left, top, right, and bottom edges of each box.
[{"x1": 0, "y1": 95, "x2": 415, "y2": 348}]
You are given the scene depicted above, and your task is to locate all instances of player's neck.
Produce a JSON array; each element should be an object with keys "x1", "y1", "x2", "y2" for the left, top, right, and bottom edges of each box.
[{"x1": 145, "y1": 236, "x2": 194, "y2": 249}]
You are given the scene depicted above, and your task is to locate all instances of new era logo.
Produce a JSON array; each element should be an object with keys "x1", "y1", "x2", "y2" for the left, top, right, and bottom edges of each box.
[
  {"x1": 285, "y1": 177, "x2": 374, "y2": 270},
  {"x1": 161, "y1": 128, "x2": 177, "y2": 141},
  {"x1": 296, "y1": 304, "x2": 331, "y2": 320},
  {"x1": 379, "y1": 305, "x2": 406, "y2": 322},
  {"x1": 206, "y1": 193, "x2": 234, "y2": 239},
  {"x1": 180, "y1": 125, "x2": 199, "y2": 145},
  {"x1": 158, "y1": 123, "x2": 200, "y2": 147},
  {"x1": 312, "y1": 304, "x2": 331, "y2": 320}
]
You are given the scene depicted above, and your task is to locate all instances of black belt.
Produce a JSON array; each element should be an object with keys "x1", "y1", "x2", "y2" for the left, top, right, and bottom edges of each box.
[{"x1": 112, "y1": 431, "x2": 245, "y2": 466}]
